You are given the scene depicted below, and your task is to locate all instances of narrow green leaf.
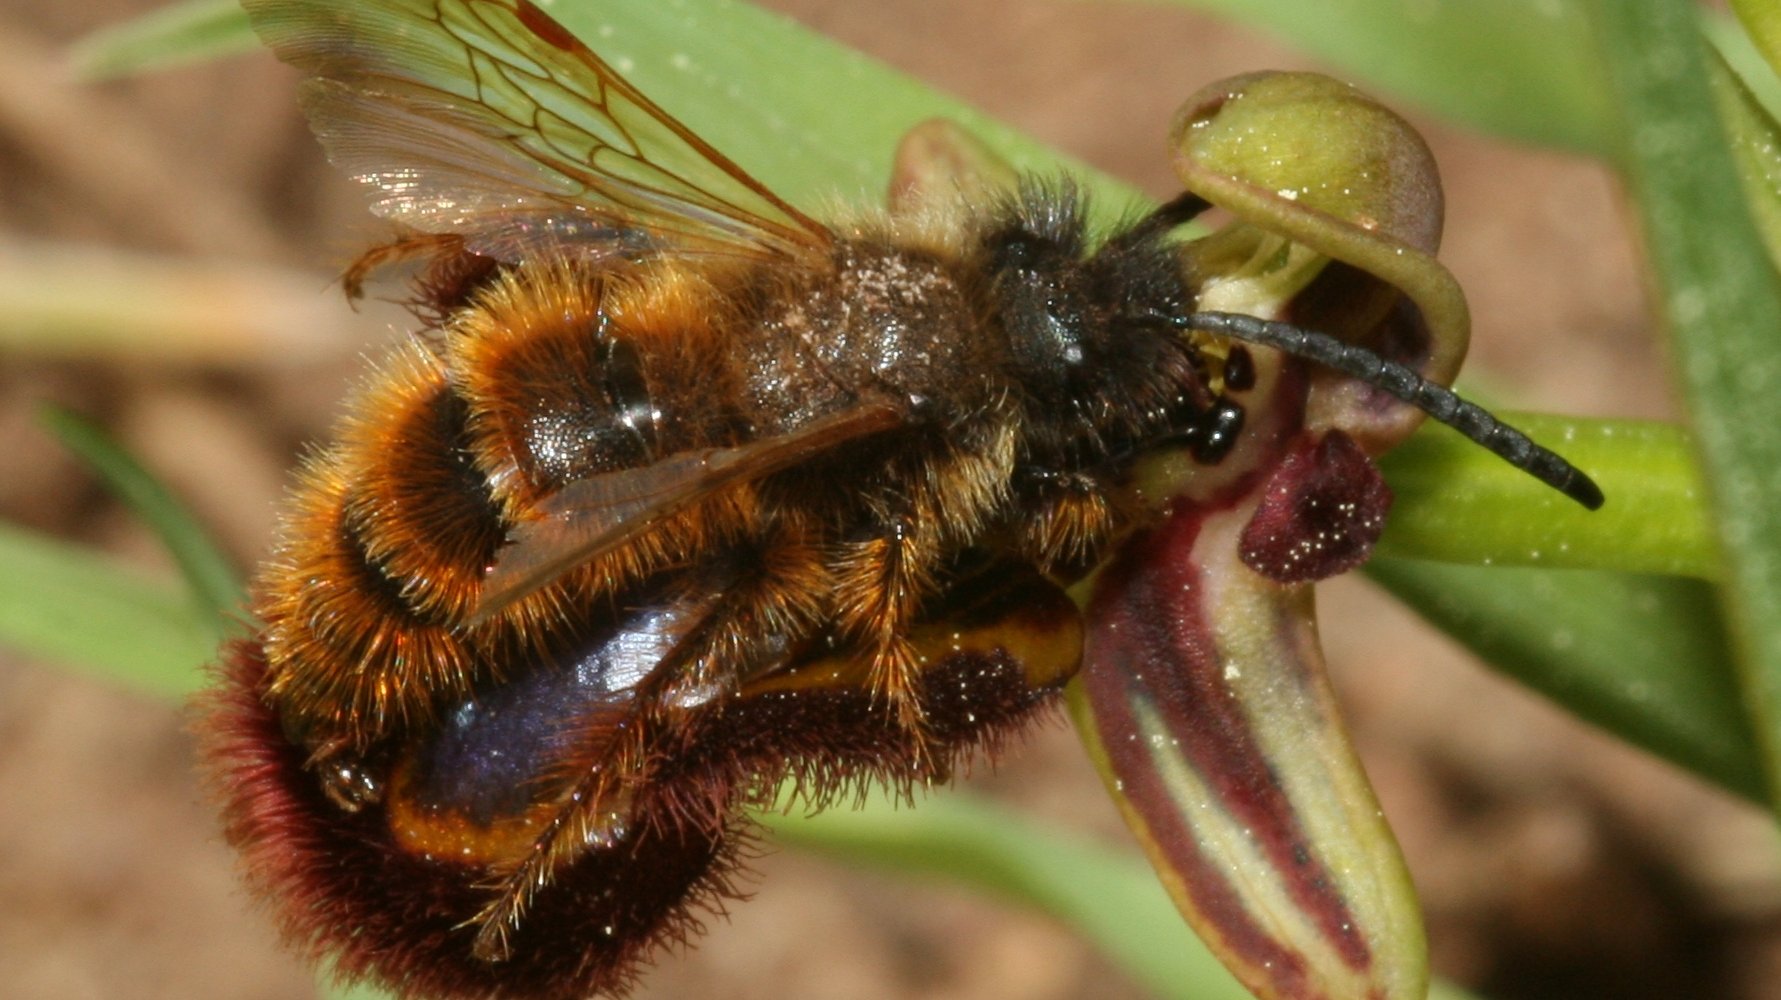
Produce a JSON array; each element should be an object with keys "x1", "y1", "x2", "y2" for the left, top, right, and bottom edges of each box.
[
  {"x1": 1587, "y1": 0, "x2": 1781, "y2": 812},
  {"x1": 1731, "y1": 0, "x2": 1781, "y2": 82},
  {"x1": 767, "y1": 792, "x2": 1250, "y2": 1000},
  {"x1": 1144, "y1": 0, "x2": 1616, "y2": 157},
  {"x1": 767, "y1": 793, "x2": 1486, "y2": 1000},
  {"x1": 1377, "y1": 415, "x2": 1717, "y2": 579},
  {"x1": 528, "y1": 1, "x2": 1144, "y2": 212},
  {"x1": 40, "y1": 407, "x2": 244, "y2": 630},
  {"x1": 69, "y1": 0, "x2": 258, "y2": 79},
  {"x1": 74, "y1": 0, "x2": 1142, "y2": 208},
  {"x1": 1368, "y1": 561, "x2": 1765, "y2": 805},
  {"x1": 1709, "y1": 11, "x2": 1781, "y2": 123},
  {"x1": 0, "y1": 522, "x2": 214, "y2": 698},
  {"x1": 1706, "y1": 46, "x2": 1781, "y2": 269}
]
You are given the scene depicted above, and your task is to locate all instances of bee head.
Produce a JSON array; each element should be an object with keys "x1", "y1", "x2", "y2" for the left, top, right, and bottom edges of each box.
[{"x1": 980, "y1": 184, "x2": 1096, "y2": 385}]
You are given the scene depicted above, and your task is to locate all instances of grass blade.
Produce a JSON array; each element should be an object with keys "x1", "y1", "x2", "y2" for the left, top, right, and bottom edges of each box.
[
  {"x1": 40, "y1": 407, "x2": 243, "y2": 632},
  {"x1": 1587, "y1": 0, "x2": 1781, "y2": 813},
  {"x1": 69, "y1": 0, "x2": 260, "y2": 79},
  {"x1": 766, "y1": 793, "x2": 1250, "y2": 1000},
  {"x1": 0, "y1": 522, "x2": 214, "y2": 698},
  {"x1": 72, "y1": 0, "x2": 1142, "y2": 210},
  {"x1": 1731, "y1": 0, "x2": 1781, "y2": 81},
  {"x1": 766, "y1": 792, "x2": 1486, "y2": 1000},
  {"x1": 1707, "y1": 44, "x2": 1781, "y2": 268},
  {"x1": 1369, "y1": 561, "x2": 1764, "y2": 804},
  {"x1": 1144, "y1": 0, "x2": 1614, "y2": 156}
]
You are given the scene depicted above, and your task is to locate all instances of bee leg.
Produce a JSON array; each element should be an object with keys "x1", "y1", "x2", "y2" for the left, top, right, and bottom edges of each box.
[
  {"x1": 833, "y1": 416, "x2": 1019, "y2": 740},
  {"x1": 463, "y1": 572, "x2": 746, "y2": 962},
  {"x1": 466, "y1": 731, "x2": 651, "y2": 963},
  {"x1": 873, "y1": 637, "x2": 929, "y2": 737},
  {"x1": 1014, "y1": 468, "x2": 1120, "y2": 581},
  {"x1": 659, "y1": 526, "x2": 831, "y2": 703},
  {"x1": 832, "y1": 515, "x2": 940, "y2": 738}
]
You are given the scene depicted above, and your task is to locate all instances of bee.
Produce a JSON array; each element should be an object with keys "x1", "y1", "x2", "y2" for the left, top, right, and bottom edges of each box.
[{"x1": 203, "y1": 1, "x2": 1604, "y2": 998}]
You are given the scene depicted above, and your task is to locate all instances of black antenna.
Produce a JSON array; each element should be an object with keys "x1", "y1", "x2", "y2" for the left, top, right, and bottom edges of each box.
[{"x1": 1180, "y1": 311, "x2": 1605, "y2": 510}]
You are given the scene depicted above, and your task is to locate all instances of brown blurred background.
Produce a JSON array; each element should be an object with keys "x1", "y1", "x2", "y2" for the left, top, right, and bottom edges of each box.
[{"x1": 1, "y1": 0, "x2": 1775, "y2": 998}]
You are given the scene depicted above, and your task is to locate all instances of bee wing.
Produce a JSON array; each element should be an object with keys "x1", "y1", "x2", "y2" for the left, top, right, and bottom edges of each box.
[
  {"x1": 244, "y1": 0, "x2": 831, "y2": 261},
  {"x1": 466, "y1": 403, "x2": 906, "y2": 624}
]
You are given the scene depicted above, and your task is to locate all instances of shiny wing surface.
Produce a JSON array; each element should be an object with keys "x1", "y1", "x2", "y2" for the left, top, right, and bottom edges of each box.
[
  {"x1": 243, "y1": 0, "x2": 831, "y2": 260},
  {"x1": 468, "y1": 403, "x2": 906, "y2": 624}
]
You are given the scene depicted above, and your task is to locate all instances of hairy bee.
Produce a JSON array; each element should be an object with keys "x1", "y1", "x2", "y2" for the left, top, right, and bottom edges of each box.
[{"x1": 204, "y1": 1, "x2": 1603, "y2": 998}]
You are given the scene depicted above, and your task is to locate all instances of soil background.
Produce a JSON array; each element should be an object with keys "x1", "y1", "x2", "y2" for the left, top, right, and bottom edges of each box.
[{"x1": 2, "y1": 1, "x2": 1776, "y2": 999}]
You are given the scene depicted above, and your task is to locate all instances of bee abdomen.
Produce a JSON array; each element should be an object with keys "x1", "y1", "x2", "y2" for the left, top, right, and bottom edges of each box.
[
  {"x1": 441, "y1": 260, "x2": 766, "y2": 607},
  {"x1": 449, "y1": 260, "x2": 749, "y2": 516},
  {"x1": 340, "y1": 349, "x2": 509, "y2": 625},
  {"x1": 258, "y1": 342, "x2": 506, "y2": 741}
]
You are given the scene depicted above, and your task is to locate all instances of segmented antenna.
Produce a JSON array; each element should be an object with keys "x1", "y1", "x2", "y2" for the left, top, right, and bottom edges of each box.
[{"x1": 1181, "y1": 311, "x2": 1605, "y2": 510}]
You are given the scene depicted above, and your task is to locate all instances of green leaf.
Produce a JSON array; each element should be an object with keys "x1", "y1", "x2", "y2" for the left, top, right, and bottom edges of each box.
[
  {"x1": 74, "y1": 0, "x2": 1141, "y2": 211},
  {"x1": 1377, "y1": 415, "x2": 1717, "y2": 579},
  {"x1": 1143, "y1": 0, "x2": 1617, "y2": 157},
  {"x1": 766, "y1": 792, "x2": 1250, "y2": 1000},
  {"x1": 40, "y1": 407, "x2": 244, "y2": 632},
  {"x1": 1587, "y1": 0, "x2": 1781, "y2": 812},
  {"x1": 0, "y1": 522, "x2": 214, "y2": 698},
  {"x1": 69, "y1": 0, "x2": 259, "y2": 79},
  {"x1": 1731, "y1": 0, "x2": 1781, "y2": 82},
  {"x1": 543, "y1": 2, "x2": 1147, "y2": 211},
  {"x1": 1368, "y1": 561, "x2": 1765, "y2": 805},
  {"x1": 1706, "y1": 44, "x2": 1781, "y2": 269},
  {"x1": 1709, "y1": 11, "x2": 1781, "y2": 124},
  {"x1": 766, "y1": 792, "x2": 1486, "y2": 1000}
]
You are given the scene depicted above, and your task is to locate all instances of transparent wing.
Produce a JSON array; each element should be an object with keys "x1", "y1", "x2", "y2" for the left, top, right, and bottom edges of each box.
[
  {"x1": 466, "y1": 403, "x2": 906, "y2": 624},
  {"x1": 244, "y1": 0, "x2": 831, "y2": 261}
]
